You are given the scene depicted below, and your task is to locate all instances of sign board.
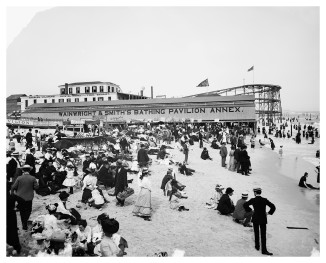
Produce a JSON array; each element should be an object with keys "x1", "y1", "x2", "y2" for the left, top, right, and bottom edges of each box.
[
  {"x1": 71, "y1": 119, "x2": 85, "y2": 124},
  {"x1": 7, "y1": 119, "x2": 33, "y2": 126}
]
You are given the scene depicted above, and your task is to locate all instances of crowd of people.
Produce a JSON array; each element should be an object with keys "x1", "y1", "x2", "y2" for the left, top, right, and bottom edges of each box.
[{"x1": 5, "y1": 118, "x2": 319, "y2": 257}]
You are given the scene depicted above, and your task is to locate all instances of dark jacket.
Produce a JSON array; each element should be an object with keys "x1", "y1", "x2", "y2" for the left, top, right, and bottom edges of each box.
[
  {"x1": 161, "y1": 173, "x2": 173, "y2": 191},
  {"x1": 243, "y1": 196, "x2": 276, "y2": 224},
  {"x1": 97, "y1": 165, "x2": 114, "y2": 187},
  {"x1": 137, "y1": 148, "x2": 149, "y2": 164},
  {"x1": 7, "y1": 158, "x2": 21, "y2": 181},
  {"x1": 220, "y1": 145, "x2": 228, "y2": 157},
  {"x1": 217, "y1": 193, "x2": 235, "y2": 215},
  {"x1": 201, "y1": 150, "x2": 211, "y2": 160},
  {"x1": 82, "y1": 159, "x2": 91, "y2": 173},
  {"x1": 114, "y1": 167, "x2": 128, "y2": 195},
  {"x1": 25, "y1": 153, "x2": 36, "y2": 176}
]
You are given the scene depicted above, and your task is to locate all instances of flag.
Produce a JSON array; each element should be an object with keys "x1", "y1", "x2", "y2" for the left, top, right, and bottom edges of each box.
[
  {"x1": 197, "y1": 79, "x2": 209, "y2": 87},
  {"x1": 248, "y1": 66, "x2": 254, "y2": 72}
]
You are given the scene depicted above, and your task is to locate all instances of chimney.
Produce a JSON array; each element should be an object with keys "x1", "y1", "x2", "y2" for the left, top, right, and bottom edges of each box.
[
  {"x1": 65, "y1": 83, "x2": 68, "y2": 94},
  {"x1": 151, "y1": 86, "x2": 153, "y2": 99},
  {"x1": 140, "y1": 90, "x2": 143, "y2": 96}
]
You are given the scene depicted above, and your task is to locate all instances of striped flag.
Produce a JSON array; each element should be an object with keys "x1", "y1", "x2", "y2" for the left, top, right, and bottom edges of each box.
[
  {"x1": 248, "y1": 66, "x2": 254, "y2": 72},
  {"x1": 197, "y1": 79, "x2": 209, "y2": 87}
]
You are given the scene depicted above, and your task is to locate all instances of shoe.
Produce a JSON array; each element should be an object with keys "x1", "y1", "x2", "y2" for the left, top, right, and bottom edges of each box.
[
  {"x1": 234, "y1": 219, "x2": 240, "y2": 223},
  {"x1": 144, "y1": 217, "x2": 151, "y2": 221},
  {"x1": 255, "y1": 246, "x2": 260, "y2": 251},
  {"x1": 262, "y1": 251, "x2": 273, "y2": 256}
]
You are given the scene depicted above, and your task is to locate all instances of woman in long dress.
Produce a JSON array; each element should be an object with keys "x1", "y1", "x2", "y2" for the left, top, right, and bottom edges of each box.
[
  {"x1": 132, "y1": 168, "x2": 152, "y2": 221},
  {"x1": 228, "y1": 145, "x2": 235, "y2": 171}
]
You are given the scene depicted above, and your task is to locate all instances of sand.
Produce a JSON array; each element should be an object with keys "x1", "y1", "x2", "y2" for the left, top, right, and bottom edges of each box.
[{"x1": 8, "y1": 127, "x2": 320, "y2": 257}]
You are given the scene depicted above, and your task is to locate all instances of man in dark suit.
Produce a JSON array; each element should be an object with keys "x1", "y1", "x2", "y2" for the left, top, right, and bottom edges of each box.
[
  {"x1": 7, "y1": 152, "x2": 21, "y2": 186},
  {"x1": 25, "y1": 147, "x2": 36, "y2": 176},
  {"x1": 217, "y1": 187, "x2": 235, "y2": 215},
  {"x1": 243, "y1": 188, "x2": 276, "y2": 256},
  {"x1": 114, "y1": 159, "x2": 128, "y2": 206},
  {"x1": 137, "y1": 144, "x2": 149, "y2": 167},
  {"x1": 25, "y1": 128, "x2": 33, "y2": 149}
]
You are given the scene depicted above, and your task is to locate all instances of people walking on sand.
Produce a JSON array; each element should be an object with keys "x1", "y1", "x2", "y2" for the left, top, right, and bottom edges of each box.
[
  {"x1": 228, "y1": 145, "x2": 235, "y2": 171},
  {"x1": 132, "y1": 168, "x2": 152, "y2": 221},
  {"x1": 114, "y1": 159, "x2": 128, "y2": 207},
  {"x1": 182, "y1": 140, "x2": 189, "y2": 165},
  {"x1": 232, "y1": 192, "x2": 254, "y2": 227},
  {"x1": 11, "y1": 164, "x2": 39, "y2": 230},
  {"x1": 243, "y1": 188, "x2": 276, "y2": 256},
  {"x1": 137, "y1": 144, "x2": 149, "y2": 167},
  {"x1": 220, "y1": 142, "x2": 228, "y2": 167},
  {"x1": 269, "y1": 138, "x2": 275, "y2": 150},
  {"x1": 250, "y1": 135, "x2": 255, "y2": 149},
  {"x1": 298, "y1": 172, "x2": 319, "y2": 189},
  {"x1": 278, "y1": 146, "x2": 283, "y2": 158}
]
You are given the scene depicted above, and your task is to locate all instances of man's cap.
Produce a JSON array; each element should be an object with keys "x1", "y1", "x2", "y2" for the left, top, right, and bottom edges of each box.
[{"x1": 253, "y1": 187, "x2": 262, "y2": 192}]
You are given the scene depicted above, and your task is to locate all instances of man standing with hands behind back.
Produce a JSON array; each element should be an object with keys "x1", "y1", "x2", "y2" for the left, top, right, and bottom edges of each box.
[{"x1": 243, "y1": 187, "x2": 276, "y2": 256}]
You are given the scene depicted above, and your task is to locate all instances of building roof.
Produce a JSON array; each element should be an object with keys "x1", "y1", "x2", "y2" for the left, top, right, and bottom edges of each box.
[
  {"x1": 6, "y1": 94, "x2": 27, "y2": 100},
  {"x1": 58, "y1": 81, "x2": 120, "y2": 87},
  {"x1": 26, "y1": 94, "x2": 255, "y2": 110}
]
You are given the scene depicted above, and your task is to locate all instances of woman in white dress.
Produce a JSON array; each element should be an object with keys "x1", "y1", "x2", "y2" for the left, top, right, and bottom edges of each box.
[
  {"x1": 132, "y1": 168, "x2": 152, "y2": 221},
  {"x1": 62, "y1": 164, "x2": 76, "y2": 194}
]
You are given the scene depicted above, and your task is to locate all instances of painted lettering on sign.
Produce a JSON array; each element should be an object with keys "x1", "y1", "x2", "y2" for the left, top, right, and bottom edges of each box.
[{"x1": 58, "y1": 107, "x2": 244, "y2": 117}]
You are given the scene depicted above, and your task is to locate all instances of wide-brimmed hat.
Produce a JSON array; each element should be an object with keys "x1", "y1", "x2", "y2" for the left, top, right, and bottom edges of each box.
[
  {"x1": 101, "y1": 218, "x2": 119, "y2": 234},
  {"x1": 19, "y1": 164, "x2": 33, "y2": 171},
  {"x1": 225, "y1": 187, "x2": 234, "y2": 194},
  {"x1": 85, "y1": 153, "x2": 90, "y2": 157},
  {"x1": 215, "y1": 184, "x2": 224, "y2": 190},
  {"x1": 142, "y1": 167, "x2": 149, "y2": 174},
  {"x1": 116, "y1": 159, "x2": 123, "y2": 165},
  {"x1": 11, "y1": 151, "x2": 19, "y2": 156},
  {"x1": 58, "y1": 191, "x2": 70, "y2": 200}
]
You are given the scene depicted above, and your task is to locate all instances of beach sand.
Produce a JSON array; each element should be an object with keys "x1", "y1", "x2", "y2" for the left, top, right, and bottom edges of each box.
[{"x1": 9, "y1": 129, "x2": 320, "y2": 257}]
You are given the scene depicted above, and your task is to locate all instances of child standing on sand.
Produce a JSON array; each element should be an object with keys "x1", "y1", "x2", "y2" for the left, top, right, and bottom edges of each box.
[{"x1": 279, "y1": 146, "x2": 283, "y2": 158}]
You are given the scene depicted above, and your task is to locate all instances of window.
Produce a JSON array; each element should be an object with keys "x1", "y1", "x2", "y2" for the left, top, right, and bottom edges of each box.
[
  {"x1": 59, "y1": 99, "x2": 64, "y2": 103},
  {"x1": 69, "y1": 88, "x2": 73, "y2": 94},
  {"x1": 112, "y1": 87, "x2": 115, "y2": 92},
  {"x1": 100, "y1": 86, "x2": 104, "y2": 92},
  {"x1": 98, "y1": 97, "x2": 103, "y2": 101},
  {"x1": 93, "y1": 97, "x2": 96, "y2": 101},
  {"x1": 34, "y1": 99, "x2": 37, "y2": 104},
  {"x1": 108, "y1": 86, "x2": 110, "y2": 92},
  {"x1": 61, "y1": 88, "x2": 65, "y2": 94},
  {"x1": 44, "y1": 99, "x2": 47, "y2": 103},
  {"x1": 75, "y1": 98, "x2": 79, "y2": 102},
  {"x1": 52, "y1": 99, "x2": 55, "y2": 103},
  {"x1": 92, "y1": 86, "x2": 97, "y2": 93},
  {"x1": 84, "y1": 98, "x2": 87, "y2": 102},
  {"x1": 76, "y1": 87, "x2": 80, "y2": 94},
  {"x1": 85, "y1": 86, "x2": 90, "y2": 93},
  {"x1": 25, "y1": 100, "x2": 28, "y2": 107},
  {"x1": 67, "y1": 98, "x2": 71, "y2": 102},
  {"x1": 108, "y1": 97, "x2": 111, "y2": 101}
]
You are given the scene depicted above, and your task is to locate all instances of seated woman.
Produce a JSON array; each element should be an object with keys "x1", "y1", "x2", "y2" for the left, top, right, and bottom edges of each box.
[
  {"x1": 42, "y1": 204, "x2": 61, "y2": 239},
  {"x1": 100, "y1": 218, "x2": 124, "y2": 257},
  {"x1": 55, "y1": 191, "x2": 81, "y2": 225},
  {"x1": 73, "y1": 219, "x2": 92, "y2": 254},
  {"x1": 201, "y1": 147, "x2": 213, "y2": 160},
  {"x1": 205, "y1": 184, "x2": 224, "y2": 209},
  {"x1": 169, "y1": 188, "x2": 189, "y2": 212},
  {"x1": 88, "y1": 186, "x2": 105, "y2": 210},
  {"x1": 93, "y1": 213, "x2": 128, "y2": 256},
  {"x1": 178, "y1": 162, "x2": 195, "y2": 176},
  {"x1": 211, "y1": 138, "x2": 220, "y2": 149},
  {"x1": 298, "y1": 172, "x2": 319, "y2": 189},
  {"x1": 157, "y1": 145, "x2": 168, "y2": 160}
]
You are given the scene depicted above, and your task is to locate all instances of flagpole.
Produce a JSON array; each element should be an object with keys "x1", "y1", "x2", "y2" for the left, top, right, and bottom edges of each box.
[{"x1": 253, "y1": 65, "x2": 255, "y2": 84}]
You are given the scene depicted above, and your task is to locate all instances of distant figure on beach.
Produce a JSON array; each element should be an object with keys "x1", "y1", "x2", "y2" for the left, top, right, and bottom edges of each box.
[
  {"x1": 298, "y1": 172, "x2": 319, "y2": 190},
  {"x1": 278, "y1": 146, "x2": 283, "y2": 158},
  {"x1": 259, "y1": 139, "x2": 265, "y2": 147},
  {"x1": 201, "y1": 147, "x2": 212, "y2": 160},
  {"x1": 295, "y1": 132, "x2": 301, "y2": 144},
  {"x1": 217, "y1": 187, "x2": 235, "y2": 215},
  {"x1": 269, "y1": 138, "x2": 275, "y2": 150}
]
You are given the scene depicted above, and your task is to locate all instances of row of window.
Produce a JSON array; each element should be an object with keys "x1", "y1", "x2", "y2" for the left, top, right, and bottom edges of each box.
[
  {"x1": 25, "y1": 97, "x2": 111, "y2": 107},
  {"x1": 61, "y1": 86, "x2": 118, "y2": 95}
]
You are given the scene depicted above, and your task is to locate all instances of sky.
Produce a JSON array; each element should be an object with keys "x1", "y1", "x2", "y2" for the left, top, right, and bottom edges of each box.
[{"x1": 6, "y1": 6, "x2": 320, "y2": 111}]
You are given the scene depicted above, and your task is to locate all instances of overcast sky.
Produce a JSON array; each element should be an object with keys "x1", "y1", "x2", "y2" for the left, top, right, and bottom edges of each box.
[{"x1": 6, "y1": 6, "x2": 320, "y2": 111}]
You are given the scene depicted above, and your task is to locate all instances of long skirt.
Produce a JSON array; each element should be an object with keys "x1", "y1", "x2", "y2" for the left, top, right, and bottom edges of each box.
[{"x1": 132, "y1": 188, "x2": 151, "y2": 217}]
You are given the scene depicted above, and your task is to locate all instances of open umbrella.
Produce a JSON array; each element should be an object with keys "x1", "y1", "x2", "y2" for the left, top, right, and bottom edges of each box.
[{"x1": 54, "y1": 139, "x2": 75, "y2": 150}]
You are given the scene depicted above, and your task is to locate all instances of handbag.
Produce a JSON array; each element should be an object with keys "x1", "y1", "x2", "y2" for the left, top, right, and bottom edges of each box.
[{"x1": 117, "y1": 187, "x2": 134, "y2": 200}]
